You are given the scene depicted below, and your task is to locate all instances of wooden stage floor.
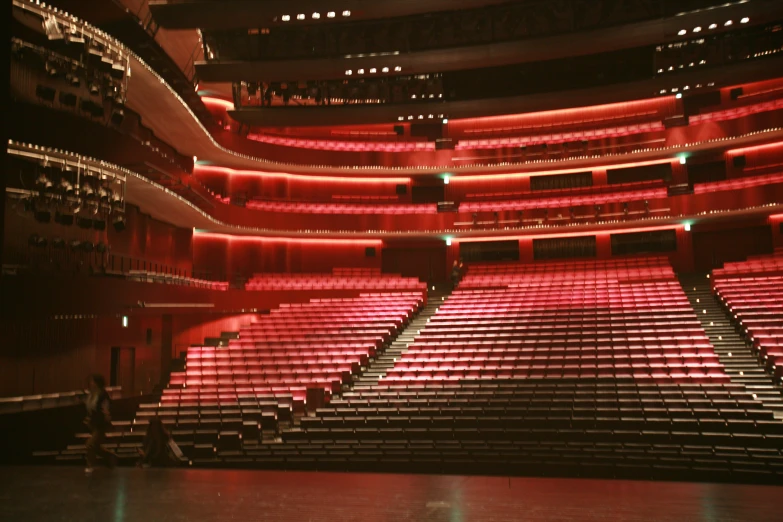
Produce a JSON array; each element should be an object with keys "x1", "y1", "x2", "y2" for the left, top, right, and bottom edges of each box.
[{"x1": 0, "y1": 466, "x2": 780, "y2": 522}]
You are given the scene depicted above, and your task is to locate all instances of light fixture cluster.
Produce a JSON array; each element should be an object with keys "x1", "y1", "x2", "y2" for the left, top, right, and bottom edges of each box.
[
  {"x1": 346, "y1": 65, "x2": 401, "y2": 76},
  {"x1": 8, "y1": 141, "x2": 126, "y2": 232},
  {"x1": 397, "y1": 113, "x2": 447, "y2": 122},
  {"x1": 281, "y1": 10, "x2": 349, "y2": 22},
  {"x1": 676, "y1": 16, "x2": 748, "y2": 36},
  {"x1": 657, "y1": 81, "x2": 715, "y2": 96}
]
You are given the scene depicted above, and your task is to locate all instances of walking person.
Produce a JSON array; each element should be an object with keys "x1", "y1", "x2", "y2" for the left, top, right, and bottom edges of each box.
[
  {"x1": 84, "y1": 374, "x2": 117, "y2": 475},
  {"x1": 137, "y1": 417, "x2": 181, "y2": 468}
]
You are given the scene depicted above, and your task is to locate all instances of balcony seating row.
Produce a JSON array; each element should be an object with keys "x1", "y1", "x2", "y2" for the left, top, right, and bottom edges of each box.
[
  {"x1": 245, "y1": 272, "x2": 426, "y2": 291},
  {"x1": 712, "y1": 251, "x2": 783, "y2": 381},
  {"x1": 166, "y1": 290, "x2": 425, "y2": 403},
  {"x1": 247, "y1": 133, "x2": 434, "y2": 152},
  {"x1": 694, "y1": 172, "x2": 783, "y2": 194},
  {"x1": 245, "y1": 200, "x2": 437, "y2": 215},
  {"x1": 127, "y1": 270, "x2": 229, "y2": 290}
]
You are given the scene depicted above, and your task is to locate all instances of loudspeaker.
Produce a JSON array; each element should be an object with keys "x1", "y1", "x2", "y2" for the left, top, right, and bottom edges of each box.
[
  {"x1": 110, "y1": 108, "x2": 124, "y2": 126},
  {"x1": 58, "y1": 91, "x2": 77, "y2": 107},
  {"x1": 365, "y1": 247, "x2": 376, "y2": 258},
  {"x1": 730, "y1": 87, "x2": 743, "y2": 100},
  {"x1": 36, "y1": 85, "x2": 56, "y2": 102},
  {"x1": 113, "y1": 218, "x2": 126, "y2": 232},
  {"x1": 393, "y1": 125, "x2": 404, "y2": 136},
  {"x1": 395, "y1": 184, "x2": 407, "y2": 195},
  {"x1": 732, "y1": 155, "x2": 746, "y2": 169}
]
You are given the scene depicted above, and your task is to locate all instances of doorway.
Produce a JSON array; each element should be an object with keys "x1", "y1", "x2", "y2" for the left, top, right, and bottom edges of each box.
[{"x1": 110, "y1": 346, "x2": 136, "y2": 396}]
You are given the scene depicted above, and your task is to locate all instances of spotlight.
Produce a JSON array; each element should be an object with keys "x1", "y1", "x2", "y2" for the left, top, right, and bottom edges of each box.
[
  {"x1": 281, "y1": 15, "x2": 290, "y2": 21},
  {"x1": 36, "y1": 173, "x2": 53, "y2": 191},
  {"x1": 312, "y1": 13, "x2": 320, "y2": 19},
  {"x1": 46, "y1": 60, "x2": 59, "y2": 76},
  {"x1": 89, "y1": 82, "x2": 100, "y2": 95},
  {"x1": 110, "y1": 193, "x2": 123, "y2": 210},
  {"x1": 678, "y1": 29, "x2": 686, "y2": 35},
  {"x1": 111, "y1": 108, "x2": 124, "y2": 126},
  {"x1": 693, "y1": 26, "x2": 701, "y2": 33},
  {"x1": 81, "y1": 182, "x2": 94, "y2": 198},
  {"x1": 113, "y1": 216, "x2": 126, "y2": 232},
  {"x1": 60, "y1": 179, "x2": 75, "y2": 195},
  {"x1": 327, "y1": 12, "x2": 335, "y2": 18},
  {"x1": 724, "y1": 20, "x2": 733, "y2": 26},
  {"x1": 96, "y1": 186, "x2": 110, "y2": 203},
  {"x1": 708, "y1": 23, "x2": 717, "y2": 29},
  {"x1": 382, "y1": 67, "x2": 389, "y2": 73},
  {"x1": 296, "y1": 14, "x2": 305, "y2": 20},
  {"x1": 110, "y1": 63, "x2": 125, "y2": 80},
  {"x1": 342, "y1": 10, "x2": 351, "y2": 17},
  {"x1": 740, "y1": 17, "x2": 749, "y2": 24}
]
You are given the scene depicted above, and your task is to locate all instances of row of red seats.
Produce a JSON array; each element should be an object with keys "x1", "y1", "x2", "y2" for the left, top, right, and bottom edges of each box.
[
  {"x1": 693, "y1": 172, "x2": 783, "y2": 195},
  {"x1": 712, "y1": 252, "x2": 783, "y2": 381},
  {"x1": 463, "y1": 180, "x2": 664, "y2": 200},
  {"x1": 381, "y1": 258, "x2": 724, "y2": 386},
  {"x1": 167, "y1": 290, "x2": 425, "y2": 402},
  {"x1": 245, "y1": 200, "x2": 437, "y2": 215},
  {"x1": 247, "y1": 132, "x2": 434, "y2": 152},
  {"x1": 460, "y1": 187, "x2": 666, "y2": 212}
]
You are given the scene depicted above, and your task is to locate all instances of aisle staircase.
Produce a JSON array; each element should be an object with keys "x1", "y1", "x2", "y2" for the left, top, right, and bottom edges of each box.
[
  {"x1": 679, "y1": 273, "x2": 783, "y2": 419},
  {"x1": 353, "y1": 286, "x2": 451, "y2": 387}
]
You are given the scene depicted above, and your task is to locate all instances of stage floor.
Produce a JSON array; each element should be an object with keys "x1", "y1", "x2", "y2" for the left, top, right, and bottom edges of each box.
[{"x1": 0, "y1": 466, "x2": 780, "y2": 522}]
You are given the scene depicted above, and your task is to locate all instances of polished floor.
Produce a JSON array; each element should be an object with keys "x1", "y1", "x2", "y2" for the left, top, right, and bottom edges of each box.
[{"x1": 0, "y1": 466, "x2": 780, "y2": 522}]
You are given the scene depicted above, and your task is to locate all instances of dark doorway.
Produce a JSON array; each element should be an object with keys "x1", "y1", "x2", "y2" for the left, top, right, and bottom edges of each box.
[{"x1": 110, "y1": 346, "x2": 136, "y2": 395}]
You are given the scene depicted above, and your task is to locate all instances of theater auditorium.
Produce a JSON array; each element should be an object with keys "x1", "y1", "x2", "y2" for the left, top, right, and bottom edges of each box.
[{"x1": 3, "y1": 0, "x2": 783, "y2": 520}]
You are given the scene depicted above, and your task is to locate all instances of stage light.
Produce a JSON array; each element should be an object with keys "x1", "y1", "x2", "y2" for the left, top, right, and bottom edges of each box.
[
  {"x1": 678, "y1": 29, "x2": 686, "y2": 35},
  {"x1": 381, "y1": 67, "x2": 389, "y2": 73},
  {"x1": 357, "y1": 69, "x2": 364, "y2": 74},
  {"x1": 369, "y1": 68, "x2": 376, "y2": 74},
  {"x1": 81, "y1": 182, "x2": 94, "y2": 197},
  {"x1": 345, "y1": 70, "x2": 352, "y2": 75},
  {"x1": 327, "y1": 12, "x2": 335, "y2": 18},
  {"x1": 740, "y1": 17, "x2": 749, "y2": 23},
  {"x1": 296, "y1": 14, "x2": 305, "y2": 20},
  {"x1": 693, "y1": 26, "x2": 701, "y2": 33},
  {"x1": 113, "y1": 215, "x2": 126, "y2": 232},
  {"x1": 708, "y1": 23, "x2": 717, "y2": 29},
  {"x1": 725, "y1": 20, "x2": 733, "y2": 26},
  {"x1": 394, "y1": 66, "x2": 401, "y2": 71},
  {"x1": 281, "y1": 15, "x2": 290, "y2": 21},
  {"x1": 312, "y1": 13, "x2": 320, "y2": 19},
  {"x1": 342, "y1": 10, "x2": 351, "y2": 17}
]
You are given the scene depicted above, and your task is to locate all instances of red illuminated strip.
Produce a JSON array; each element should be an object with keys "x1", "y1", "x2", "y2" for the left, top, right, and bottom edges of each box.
[
  {"x1": 194, "y1": 164, "x2": 411, "y2": 184},
  {"x1": 193, "y1": 231, "x2": 383, "y2": 246},
  {"x1": 450, "y1": 158, "x2": 677, "y2": 182},
  {"x1": 201, "y1": 96, "x2": 235, "y2": 110},
  {"x1": 452, "y1": 225, "x2": 684, "y2": 243},
  {"x1": 726, "y1": 141, "x2": 783, "y2": 156}
]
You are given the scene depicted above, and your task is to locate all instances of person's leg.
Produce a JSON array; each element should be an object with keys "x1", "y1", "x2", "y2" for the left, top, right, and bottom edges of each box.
[
  {"x1": 93, "y1": 430, "x2": 117, "y2": 468},
  {"x1": 85, "y1": 430, "x2": 99, "y2": 472}
]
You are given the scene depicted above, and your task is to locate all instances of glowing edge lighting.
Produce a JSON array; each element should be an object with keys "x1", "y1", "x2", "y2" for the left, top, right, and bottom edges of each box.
[
  {"x1": 452, "y1": 225, "x2": 685, "y2": 243},
  {"x1": 726, "y1": 140, "x2": 783, "y2": 155},
  {"x1": 201, "y1": 96, "x2": 235, "y2": 110},
  {"x1": 194, "y1": 164, "x2": 410, "y2": 184},
  {"x1": 193, "y1": 231, "x2": 382, "y2": 246},
  {"x1": 451, "y1": 158, "x2": 677, "y2": 182}
]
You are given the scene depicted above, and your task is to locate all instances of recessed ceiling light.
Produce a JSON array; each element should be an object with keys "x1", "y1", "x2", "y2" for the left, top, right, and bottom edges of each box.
[
  {"x1": 357, "y1": 68, "x2": 364, "y2": 74},
  {"x1": 693, "y1": 26, "x2": 701, "y2": 32},
  {"x1": 708, "y1": 23, "x2": 717, "y2": 29},
  {"x1": 678, "y1": 29, "x2": 687, "y2": 35},
  {"x1": 369, "y1": 68, "x2": 376, "y2": 73},
  {"x1": 327, "y1": 12, "x2": 335, "y2": 18},
  {"x1": 725, "y1": 20, "x2": 733, "y2": 26},
  {"x1": 394, "y1": 66, "x2": 401, "y2": 71},
  {"x1": 281, "y1": 15, "x2": 290, "y2": 21},
  {"x1": 342, "y1": 10, "x2": 351, "y2": 17},
  {"x1": 345, "y1": 70, "x2": 352, "y2": 75},
  {"x1": 312, "y1": 13, "x2": 320, "y2": 19},
  {"x1": 741, "y1": 17, "x2": 749, "y2": 23},
  {"x1": 381, "y1": 67, "x2": 389, "y2": 73}
]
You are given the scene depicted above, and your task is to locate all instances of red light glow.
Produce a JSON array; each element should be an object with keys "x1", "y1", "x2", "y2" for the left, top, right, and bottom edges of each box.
[{"x1": 193, "y1": 164, "x2": 411, "y2": 184}]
